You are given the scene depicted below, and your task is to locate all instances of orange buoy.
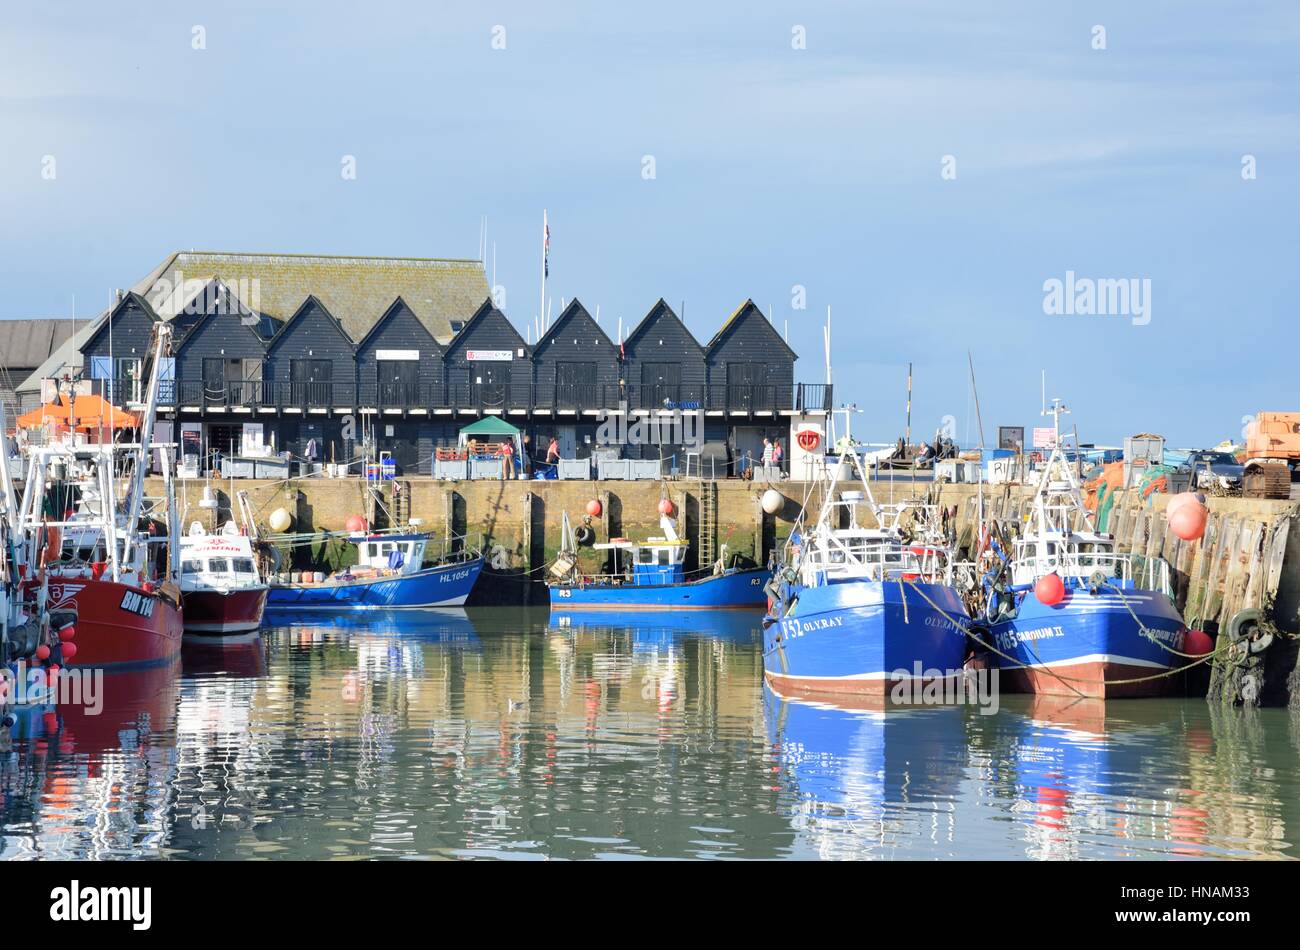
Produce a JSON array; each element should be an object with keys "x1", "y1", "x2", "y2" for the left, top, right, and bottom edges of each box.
[
  {"x1": 345, "y1": 514, "x2": 369, "y2": 534},
  {"x1": 1169, "y1": 500, "x2": 1208, "y2": 541},
  {"x1": 1183, "y1": 629, "x2": 1214, "y2": 656},
  {"x1": 658, "y1": 499, "x2": 674, "y2": 516},
  {"x1": 61, "y1": 641, "x2": 78, "y2": 662},
  {"x1": 34, "y1": 644, "x2": 51, "y2": 661},
  {"x1": 586, "y1": 499, "x2": 603, "y2": 518},
  {"x1": 1035, "y1": 572, "x2": 1066, "y2": 606}
]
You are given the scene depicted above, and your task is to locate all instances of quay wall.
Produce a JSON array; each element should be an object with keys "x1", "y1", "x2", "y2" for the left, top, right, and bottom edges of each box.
[{"x1": 154, "y1": 475, "x2": 1300, "y2": 705}]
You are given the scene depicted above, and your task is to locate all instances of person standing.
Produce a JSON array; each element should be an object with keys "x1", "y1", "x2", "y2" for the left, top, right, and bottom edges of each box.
[
  {"x1": 521, "y1": 434, "x2": 533, "y2": 478},
  {"x1": 772, "y1": 437, "x2": 784, "y2": 474},
  {"x1": 500, "y1": 438, "x2": 515, "y2": 479},
  {"x1": 546, "y1": 437, "x2": 560, "y2": 468},
  {"x1": 761, "y1": 437, "x2": 774, "y2": 470}
]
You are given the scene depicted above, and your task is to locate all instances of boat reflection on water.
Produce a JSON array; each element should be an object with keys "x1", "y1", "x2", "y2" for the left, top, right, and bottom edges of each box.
[
  {"x1": 182, "y1": 634, "x2": 268, "y2": 679},
  {"x1": 765, "y1": 685, "x2": 972, "y2": 859},
  {"x1": 548, "y1": 607, "x2": 762, "y2": 647},
  {"x1": 0, "y1": 659, "x2": 181, "y2": 859},
  {"x1": 971, "y1": 694, "x2": 1215, "y2": 859}
]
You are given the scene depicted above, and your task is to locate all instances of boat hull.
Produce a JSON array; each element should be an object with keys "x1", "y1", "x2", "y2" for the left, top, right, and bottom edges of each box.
[
  {"x1": 45, "y1": 577, "x2": 184, "y2": 669},
  {"x1": 985, "y1": 586, "x2": 1187, "y2": 698},
  {"x1": 763, "y1": 579, "x2": 971, "y2": 696},
  {"x1": 265, "y1": 557, "x2": 484, "y2": 610},
  {"x1": 548, "y1": 568, "x2": 769, "y2": 610},
  {"x1": 182, "y1": 586, "x2": 268, "y2": 634}
]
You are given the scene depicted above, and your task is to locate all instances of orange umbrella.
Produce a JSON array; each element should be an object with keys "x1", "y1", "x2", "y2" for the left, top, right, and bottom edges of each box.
[{"x1": 16, "y1": 393, "x2": 138, "y2": 430}]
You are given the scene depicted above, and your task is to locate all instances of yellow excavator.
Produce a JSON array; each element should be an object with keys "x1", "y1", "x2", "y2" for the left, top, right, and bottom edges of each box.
[{"x1": 1242, "y1": 412, "x2": 1300, "y2": 499}]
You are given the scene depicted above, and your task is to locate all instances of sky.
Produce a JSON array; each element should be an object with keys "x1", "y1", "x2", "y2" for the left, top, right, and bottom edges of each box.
[{"x1": 2, "y1": 1, "x2": 1297, "y2": 447}]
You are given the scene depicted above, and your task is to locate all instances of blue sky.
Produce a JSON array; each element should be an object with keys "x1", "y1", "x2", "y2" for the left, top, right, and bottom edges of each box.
[{"x1": 2, "y1": 1, "x2": 1297, "y2": 446}]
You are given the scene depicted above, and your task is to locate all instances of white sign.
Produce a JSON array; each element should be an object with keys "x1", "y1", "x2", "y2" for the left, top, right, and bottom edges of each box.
[
  {"x1": 376, "y1": 349, "x2": 419, "y2": 361},
  {"x1": 1032, "y1": 427, "x2": 1057, "y2": 449},
  {"x1": 466, "y1": 349, "x2": 513, "y2": 362},
  {"x1": 241, "y1": 422, "x2": 265, "y2": 457}
]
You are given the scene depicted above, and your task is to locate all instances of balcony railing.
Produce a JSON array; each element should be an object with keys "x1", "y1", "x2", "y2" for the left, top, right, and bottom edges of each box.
[{"x1": 139, "y1": 378, "x2": 834, "y2": 414}]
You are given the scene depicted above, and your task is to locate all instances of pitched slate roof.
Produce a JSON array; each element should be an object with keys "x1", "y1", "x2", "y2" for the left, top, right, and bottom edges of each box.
[
  {"x1": 707, "y1": 298, "x2": 798, "y2": 359},
  {"x1": 622, "y1": 298, "x2": 704, "y2": 354},
  {"x1": 0, "y1": 318, "x2": 78, "y2": 370},
  {"x1": 533, "y1": 299, "x2": 617, "y2": 354},
  {"x1": 443, "y1": 298, "x2": 529, "y2": 354},
  {"x1": 132, "y1": 251, "x2": 488, "y2": 345}
]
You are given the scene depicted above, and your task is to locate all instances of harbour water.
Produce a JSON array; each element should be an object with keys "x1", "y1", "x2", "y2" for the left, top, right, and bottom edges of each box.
[{"x1": 2, "y1": 609, "x2": 1297, "y2": 861}]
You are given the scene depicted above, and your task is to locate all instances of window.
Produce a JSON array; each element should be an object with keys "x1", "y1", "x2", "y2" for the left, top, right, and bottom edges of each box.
[
  {"x1": 208, "y1": 558, "x2": 230, "y2": 573},
  {"x1": 182, "y1": 559, "x2": 202, "y2": 574},
  {"x1": 232, "y1": 558, "x2": 255, "y2": 574},
  {"x1": 657, "y1": 549, "x2": 670, "y2": 566}
]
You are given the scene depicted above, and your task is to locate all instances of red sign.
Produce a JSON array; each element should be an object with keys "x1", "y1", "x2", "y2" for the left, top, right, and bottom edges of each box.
[{"x1": 796, "y1": 429, "x2": 822, "y2": 451}]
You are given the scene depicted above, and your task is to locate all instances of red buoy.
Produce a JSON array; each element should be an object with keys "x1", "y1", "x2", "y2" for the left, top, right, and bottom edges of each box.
[
  {"x1": 58, "y1": 624, "x2": 76, "y2": 642},
  {"x1": 34, "y1": 644, "x2": 51, "y2": 661},
  {"x1": 658, "y1": 499, "x2": 674, "y2": 516},
  {"x1": 1035, "y1": 572, "x2": 1066, "y2": 606},
  {"x1": 1169, "y1": 500, "x2": 1208, "y2": 541},
  {"x1": 61, "y1": 642, "x2": 78, "y2": 662},
  {"x1": 586, "y1": 499, "x2": 602, "y2": 518},
  {"x1": 1183, "y1": 629, "x2": 1215, "y2": 656},
  {"x1": 345, "y1": 514, "x2": 369, "y2": 534}
]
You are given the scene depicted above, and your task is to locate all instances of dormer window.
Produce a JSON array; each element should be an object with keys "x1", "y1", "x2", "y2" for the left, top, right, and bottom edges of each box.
[{"x1": 450, "y1": 320, "x2": 465, "y2": 333}]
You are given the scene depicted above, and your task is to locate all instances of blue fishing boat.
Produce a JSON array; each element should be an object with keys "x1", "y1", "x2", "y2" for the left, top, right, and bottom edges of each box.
[
  {"x1": 976, "y1": 400, "x2": 1192, "y2": 698},
  {"x1": 265, "y1": 533, "x2": 484, "y2": 610},
  {"x1": 547, "y1": 512, "x2": 768, "y2": 610},
  {"x1": 764, "y1": 449, "x2": 973, "y2": 698}
]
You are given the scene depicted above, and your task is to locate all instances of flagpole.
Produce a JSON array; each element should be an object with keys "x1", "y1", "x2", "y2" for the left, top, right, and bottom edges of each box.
[{"x1": 539, "y1": 209, "x2": 547, "y2": 335}]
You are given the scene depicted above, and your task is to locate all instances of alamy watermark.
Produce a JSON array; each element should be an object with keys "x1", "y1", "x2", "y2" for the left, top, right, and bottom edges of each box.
[
  {"x1": 149, "y1": 270, "x2": 262, "y2": 326},
  {"x1": 2, "y1": 662, "x2": 104, "y2": 715},
  {"x1": 595, "y1": 402, "x2": 702, "y2": 450},
  {"x1": 1042, "y1": 271, "x2": 1151, "y2": 326},
  {"x1": 889, "y1": 664, "x2": 1000, "y2": 714}
]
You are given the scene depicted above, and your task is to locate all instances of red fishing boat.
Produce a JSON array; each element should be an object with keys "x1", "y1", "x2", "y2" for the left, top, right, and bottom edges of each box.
[
  {"x1": 13, "y1": 324, "x2": 184, "y2": 669},
  {"x1": 179, "y1": 522, "x2": 268, "y2": 634}
]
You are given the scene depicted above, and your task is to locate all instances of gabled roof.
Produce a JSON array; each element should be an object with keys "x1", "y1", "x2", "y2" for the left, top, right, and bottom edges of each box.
[
  {"x1": 533, "y1": 299, "x2": 616, "y2": 355},
  {"x1": 443, "y1": 298, "x2": 529, "y2": 355},
  {"x1": 80, "y1": 292, "x2": 162, "y2": 354},
  {"x1": 166, "y1": 279, "x2": 278, "y2": 348},
  {"x1": 621, "y1": 299, "x2": 704, "y2": 355},
  {"x1": 133, "y1": 250, "x2": 488, "y2": 345},
  {"x1": 265, "y1": 295, "x2": 355, "y2": 351},
  {"x1": 355, "y1": 296, "x2": 443, "y2": 354},
  {"x1": 706, "y1": 298, "x2": 797, "y2": 360},
  {"x1": 0, "y1": 318, "x2": 78, "y2": 370}
]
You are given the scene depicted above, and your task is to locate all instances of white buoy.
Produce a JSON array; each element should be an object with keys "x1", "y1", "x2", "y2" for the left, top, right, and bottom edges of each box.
[
  {"x1": 761, "y1": 489, "x2": 784, "y2": 514},
  {"x1": 199, "y1": 485, "x2": 218, "y2": 509},
  {"x1": 269, "y1": 507, "x2": 292, "y2": 532}
]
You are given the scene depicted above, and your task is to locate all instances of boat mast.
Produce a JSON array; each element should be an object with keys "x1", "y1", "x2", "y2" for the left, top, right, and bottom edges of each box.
[{"x1": 120, "y1": 323, "x2": 171, "y2": 574}]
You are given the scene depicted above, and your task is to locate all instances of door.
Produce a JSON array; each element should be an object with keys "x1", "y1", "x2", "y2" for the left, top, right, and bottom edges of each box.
[
  {"x1": 556, "y1": 361, "x2": 597, "y2": 408},
  {"x1": 290, "y1": 359, "x2": 332, "y2": 406},
  {"x1": 202, "y1": 357, "x2": 228, "y2": 405},
  {"x1": 727, "y1": 362, "x2": 767, "y2": 410},
  {"x1": 377, "y1": 360, "x2": 419, "y2": 407},
  {"x1": 641, "y1": 362, "x2": 680, "y2": 409},
  {"x1": 475, "y1": 362, "x2": 506, "y2": 407}
]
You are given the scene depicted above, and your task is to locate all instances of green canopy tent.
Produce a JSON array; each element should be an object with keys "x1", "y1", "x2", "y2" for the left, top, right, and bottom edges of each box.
[{"x1": 458, "y1": 416, "x2": 525, "y2": 474}]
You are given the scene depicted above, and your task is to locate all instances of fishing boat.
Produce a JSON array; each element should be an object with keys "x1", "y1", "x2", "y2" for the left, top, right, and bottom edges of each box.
[
  {"x1": 9, "y1": 324, "x2": 183, "y2": 669},
  {"x1": 264, "y1": 533, "x2": 484, "y2": 610},
  {"x1": 547, "y1": 511, "x2": 768, "y2": 610},
  {"x1": 178, "y1": 521, "x2": 268, "y2": 634},
  {"x1": 975, "y1": 400, "x2": 1188, "y2": 698},
  {"x1": 763, "y1": 447, "x2": 972, "y2": 697}
]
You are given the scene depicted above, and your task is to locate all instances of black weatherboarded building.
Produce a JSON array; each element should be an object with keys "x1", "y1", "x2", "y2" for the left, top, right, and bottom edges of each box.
[{"x1": 49, "y1": 250, "x2": 831, "y2": 476}]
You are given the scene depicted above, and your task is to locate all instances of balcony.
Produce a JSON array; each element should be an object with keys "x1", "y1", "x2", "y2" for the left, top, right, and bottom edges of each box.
[{"x1": 145, "y1": 377, "x2": 833, "y2": 415}]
